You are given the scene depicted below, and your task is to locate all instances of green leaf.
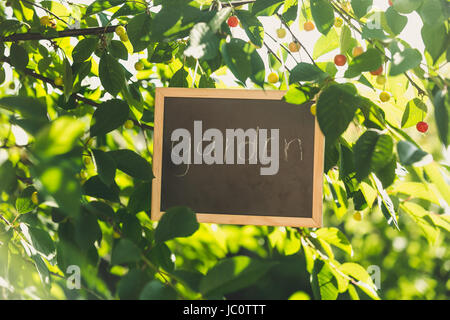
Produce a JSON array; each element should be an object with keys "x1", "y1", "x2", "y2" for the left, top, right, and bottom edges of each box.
[
  {"x1": 393, "y1": 0, "x2": 423, "y2": 14},
  {"x1": 235, "y1": 10, "x2": 264, "y2": 49},
  {"x1": 313, "y1": 28, "x2": 339, "y2": 59},
  {"x1": 72, "y1": 38, "x2": 98, "y2": 62},
  {"x1": 282, "y1": 86, "x2": 309, "y2": 105},
  {"x1": 389, "y1": 48, "x2": 422, "y2": 76},
  {"x1": 92, "y1": 149, "x2": 116, "y2": 186},
  {"x1": 433, "y1": 88, "x2": 449, "y2": 146},
  {"x1": 401, "y1": 202, "x2": 439, "y2": 244},
  {"x1": 418, "y1": 0, "x2": 445, "y2": 25},
  {"x1": 85, "y1": 0, "x2": 125, "y2": 16},
  {"x1": 38, "y1": 161, "x2": 81, "y2": 218},
  {"x1": 109, "y1": 40, "x2": 128, "y2": 60},
  {"x1": 421, "y1": 22, "x2": 446, "y2": 63},
  {"x1": 199, "y1": 256, "x2": 276, "y2": 297},
  {"x1": 385, "y1": 6, "x2": 407, "y2": 35},
  {"x1": 401, "y1": 98, "x2": 427, "y2": 128},
  {"x1": 373, "y1": 173, "x2": 399, "y2": 230},
  {"x1": 90, "y1": 99, "x2": 129, "y2": 137},
  {"x1": 34, "y1": 116, "x2": 85, "y2": 158},
  {"x1": 108, "y1": 149, "x2": 153, "y2": 181},
  {"x1": 353, "y1": 130, "x2": 394, "y2": 180},
  {"x1": 344, "y1": 48, "x2": 383, "y2": 78},
  {"x1": 289, "y1": 62, "x2": 329, "y2": 83},
  {"x1": 339, "y1": 262, "x2": 379, "y2": 299},
  {"x1": 0, "y1": 65, "x2": 6, "y2": 85},
  {"x1": 139, "y1": 280, "x2": 177, "y2": 300},
  {"x1": 74, "y1": 210, "x2": 101, "y2": 250},
  {"x1": 168, "y1": 67, "x2": 188, "y2": 87},
  {"x1": 111, "y1": 239, "x2": 141, "y2": 265},
  {"x1": 310, "y1": 0, "x2": 335, "y2": 35},
  {"x1": 393, "y1": 181, "x2": 440, "y2": 204},
  {"x1": 251, "y1": 0, "x2": 284, "y2": 16},
  {"x1": 311, "y1": 260, "x2": 339, "y2": 300},
  {"x1": 16, "y1": 186, "x2": 37, "y2": 214},
  {"x1": 184, "y1": 23, "x2": 219, "y2": 60},
  {"x1": 220, "y1": 38, "x2": 265, "y2": 86},
  {"x1": 10, "y1": 43, "x2": 28, "y2": 70},
  {"x1": 117, "y1": 269, "x2": 149, "y2": 300},
  {"x1": 315, "y1": 228, "x2": 352, "y2": 256},
  {"x1": 148, "y1": 243, "x2": 174, "y2": 272},
  {"x1": 316, "y1": 84, "x2": 359, "y2": 143},
  {"x1": 397, "y1": 140, "x2": 429, "y2": 166},
  {"x1": 340, "y1": 25, "x2": 358, "y2": 56},
  {"x1": 351, "y1": 0, "x2": 373, "y2": 18},
  {"x1": 82, "y1": 175, "x2": 120, "y2": 202},
  {"x1": 98, "y1": 53, "x2": 125, "y2": 96},
  {"x1": 0, "y1": 96, "x2": 47, "y2": 119},
  {"x1": 361, "y1": 25, "x2": 387, "y2": 40},
  {"x1": 154, "y1": 206, "x2": 199, "y2": 243},
  {"x1": 20, "y1": 224, "x2": 55, "y2": 260},
  {"x1": 424, "y1": 162, "x2": 450, "y2": 205},
  {"x1": 128, "y1": 182, "x2": 151, "y2": 214},
  {"x1": 127, "y1": 12, "x2": 152, "y2": 52}
]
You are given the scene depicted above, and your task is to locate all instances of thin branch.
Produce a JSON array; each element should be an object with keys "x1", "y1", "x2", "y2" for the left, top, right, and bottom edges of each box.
[
  {"x1": 276, "y1": 13, "x2": 317, "y2": 67},
  {"x1": 1, "y1": 25, "x2": 119, "y2": 42},
  {"x1": 21, "y1": 0, "x2": 69, "y2": 26}
]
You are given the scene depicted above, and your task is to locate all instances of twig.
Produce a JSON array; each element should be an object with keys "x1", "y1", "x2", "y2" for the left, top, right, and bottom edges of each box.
[
  {"x1": 21, "y1": 0, "x2": 69, "y2": 26},
  {"x1": 1, "y1": 25, "x2": 118, "y2": 42}
]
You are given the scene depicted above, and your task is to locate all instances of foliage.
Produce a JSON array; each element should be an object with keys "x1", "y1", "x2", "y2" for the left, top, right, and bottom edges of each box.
[{"x1": 0, "y1": 0, "x2": 449, "y2": 300}]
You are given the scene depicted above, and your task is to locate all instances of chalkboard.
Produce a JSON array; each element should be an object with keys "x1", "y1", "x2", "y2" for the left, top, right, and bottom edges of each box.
[{"x1": 151, "y1": 88, "x2": 324, "y2": 227}]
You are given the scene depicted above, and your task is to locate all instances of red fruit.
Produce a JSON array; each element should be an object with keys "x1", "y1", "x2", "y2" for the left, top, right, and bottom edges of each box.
[
  {"x1": 416, "y1": 121, "x2": 428, "y2": 133},
  {"x1": 370, "y1": 66, "x2": 383, "y2": 75},
  {"x1": 388, "y1": 0, "x2": 393, "y2": 6},
  {"x1": 227, "y1": 16, "x2": 239, "y2": 28},
  {"x1": 334, "y1": 54, "x2": 347, "y2": 66}
]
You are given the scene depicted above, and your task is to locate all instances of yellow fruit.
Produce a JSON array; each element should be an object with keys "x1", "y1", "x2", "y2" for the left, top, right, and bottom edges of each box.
[
  {"x1": 353, "y1": 212, "x2": 362, "y2": 221},
  {"x1": 276, "y1": 28, "x2": 287, "y2": 39},
  {"x1": 84, "y1": 157, "x2": 91, "y2": 166},
  {"x1": 115, "y1": 26, "x2": 126, "y2": 37},
  {"x1": 40, "y1": 16, "x2": 51, "y2": 26},
  {"x1": 334, "y1": 17, "x2": 343, "y2": 27},
  {"x1": 134, "y1": 61, "x2": 144, "y2": 71},
  {"x1": 376, "y1": 76, "x2": 386, "y2": 85},
  {"x1": 310, "y1": 104, "x2": 316, "y2": 116},
  {"x1": 352, "y1": 46, "x2": 364, "y2": 57},
  {"x1": 54, "y1": 77, "x2": 63, "y2": 86},
  {"x1": 288, "y1": 41, "x2": 300, "y2": 52},
  {"x1": 31, "y1": 191, "x2": 39, "y2": 205},
  {"x1": 379, "y1": 91, "x2": 390, "y2": 102},
  {"x1": 267, "y1": 72, "x2": 279, "y2": 84},
  {"x1": 79, "y1": 171, "x2": 88, "y2": 180},
  {"x1": 304, "y1": 21, "x2": 315, "y2": 31},
  {"x1": 124, "y1": 119, "x2": 134, "y2": 129}
]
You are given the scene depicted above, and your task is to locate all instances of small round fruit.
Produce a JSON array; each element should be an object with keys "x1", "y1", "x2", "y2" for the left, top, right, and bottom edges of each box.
[
  {"x1": 134, "y1": 61, "x2": 144, "y2": 71},
  {"x1": 267, "y1": 72, "x2": 279, "y2": 83},
  {"x1": 376, "y1": 75, "x2": 386, "y2": 85},
  {"x1": 416, "y1": 121, "x2": 428, "y2": 133},
  {"x1": 388, "y1": 0, "x2": 393, "y2": 6},
  {"x1": 227, "y1": 16, "x2": 239, "y2": 28},
  {"x1": 334, "y1": 17, "x2": 343, "y2": 27},
  {"x1": 334, "y1": 54, "x2": 347, "y2": 66},
  {"x1": 370, "y1": 65, "x2": 383, "y2": 75},
  {"x1": 54, "y1": 77, "x2": 63, "y2": 86},
  {"x1": 352, "y1": 46, "x2": 364, "y2": 57},
  {"x1": 79, "y1": 171, "x2": 88, "y2": 180},
  {"x1": 40, "y1": 16, "x2": 51, "y2": 26},
  {"x1": 124, "y1": 119, "x2": 134, "y2": 129},
  {"x1": 115, "y1": 26, "x2": 126, "y2": 36},
  {"x1": 353, "y1": 212, "x2": 362, "y2": 221},
  {"x1": 288, "y1": 41, "x2": 300, "y2": 52},
  {"x1": 9, "y1": 82, "x2": 15, "y2": 90},
  {"x1": 276, "y1": 28, "x2": 287, "y2": 39},
  {"x1": 310, "y1": 104, "x2": 316, "y2": 116},
  {"x1": 31, "y1": 191, "x2": 39, "y2": 205},
  {"x1": 379, "y1": 91, "x2": 390, "y2": 102},
  {"x1": 304, "y1": 21, "x2": 315, "y2": 31}
]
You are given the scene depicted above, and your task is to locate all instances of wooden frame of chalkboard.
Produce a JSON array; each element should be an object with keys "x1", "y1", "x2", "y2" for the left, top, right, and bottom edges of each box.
[{"x1": 152, "y1": 88, "x2": 324, "y2": 227}]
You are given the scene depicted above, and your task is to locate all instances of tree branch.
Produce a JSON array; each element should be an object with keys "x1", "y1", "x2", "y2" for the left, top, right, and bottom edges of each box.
[{"x1": 1, "y1": 25, "x2": 119, "y2": 42}]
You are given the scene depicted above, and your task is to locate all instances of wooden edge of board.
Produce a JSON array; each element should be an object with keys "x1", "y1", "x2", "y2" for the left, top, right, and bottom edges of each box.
[{"x1": 151, "y1": 87, "x2": 324, "y2": 228}]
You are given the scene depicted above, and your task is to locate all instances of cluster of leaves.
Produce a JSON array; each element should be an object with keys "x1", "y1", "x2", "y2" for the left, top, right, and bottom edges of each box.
[{"x1": 0, "y1": 0, "x2": 449, "y2": 300}]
